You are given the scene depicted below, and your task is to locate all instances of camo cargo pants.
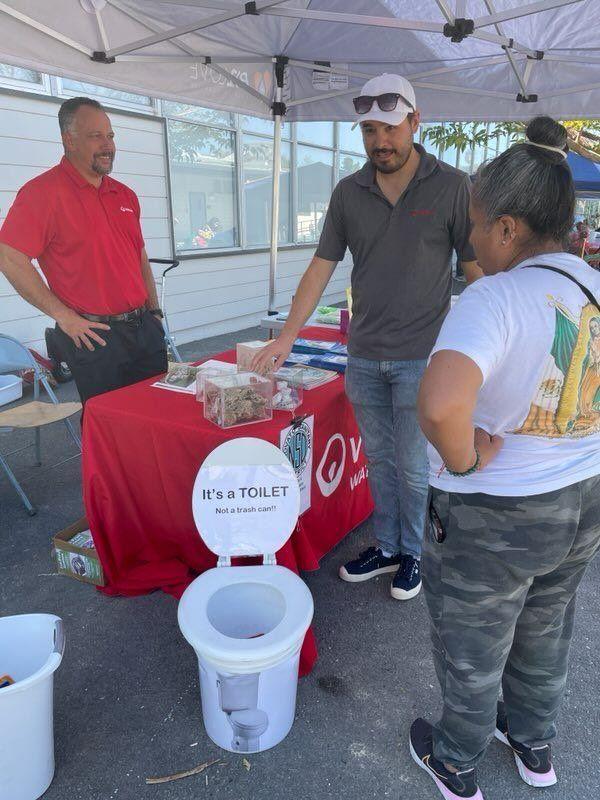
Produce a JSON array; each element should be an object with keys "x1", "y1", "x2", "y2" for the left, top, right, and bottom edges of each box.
[{"x1": 423, "y1": 475, "x2": 600, "y2": 769}]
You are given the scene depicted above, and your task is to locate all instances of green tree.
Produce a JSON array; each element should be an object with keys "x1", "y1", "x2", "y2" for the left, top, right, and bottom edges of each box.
[{"x1": 423, "y1": 120, "x2": 600, "y2": 162}]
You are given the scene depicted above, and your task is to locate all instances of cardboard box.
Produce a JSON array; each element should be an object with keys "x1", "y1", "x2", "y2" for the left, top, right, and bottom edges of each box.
[{"x1": 53, "y1": 517, "x2": 105, "y2": 586}]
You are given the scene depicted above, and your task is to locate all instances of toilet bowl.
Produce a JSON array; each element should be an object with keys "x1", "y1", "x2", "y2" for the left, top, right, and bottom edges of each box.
[{"x1": 178, "y1": 438, "x2": 314, "y2": 753}]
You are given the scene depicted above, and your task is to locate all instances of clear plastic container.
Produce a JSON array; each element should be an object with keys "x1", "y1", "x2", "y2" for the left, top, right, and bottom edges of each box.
[
  {"x1": 272, "y1": 379, "x2": 303, "y2": 413},
  {"x1": 204, "y1": 372, "x2": 273, "y2": 428}
]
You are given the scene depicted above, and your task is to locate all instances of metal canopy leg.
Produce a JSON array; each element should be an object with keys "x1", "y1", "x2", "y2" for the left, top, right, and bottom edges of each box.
[{"x1": 268, "y1": 57, "x2": 286, "y2": 317}]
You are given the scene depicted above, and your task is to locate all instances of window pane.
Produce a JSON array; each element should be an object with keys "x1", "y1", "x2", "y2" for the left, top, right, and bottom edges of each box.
[
  {"x1": 457, "y1": 147, "x2": 473, "y2": 173},
  {"x1": 241, "y1": 115, "x2": 289, "y2": 139},
  {"x1": 338, "y1": 121, "x2": 364, "y2": 153},
  {"x1": 339, "y1": 152, "x2": 366, "y2": 180},
  {"x1": 163, "y1": 101, "x2": 232, "y2": 127},
  {"x1": 296, "y1": 145, "x2": 333, "y2": 243},
  {"x1": 441, "y1": 145, "x2": 458, "y2": 168},
  {"x1": 471, "y1": 142, "x2": 487, "y2": 173},
  {"x1": 62, "y1": 78, "x2": 151, "y2": 107},
  {"x1": 168, "y1": 120, "x2": 237, "y2": 252},
  {"x1": 296, "y1": 121, "x2": 334, "y2": 147},
  {"x1": 242, "y1": 135, "x2": 291, "y2": 246},
  {"x1": 0, "y1": 63, "x2": 42, "y2": 84}
]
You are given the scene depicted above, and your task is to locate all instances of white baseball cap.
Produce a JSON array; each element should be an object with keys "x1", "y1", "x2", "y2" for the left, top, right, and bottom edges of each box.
[{"x1": 351, "y1": 73, "x2": 416, "y2": 129}]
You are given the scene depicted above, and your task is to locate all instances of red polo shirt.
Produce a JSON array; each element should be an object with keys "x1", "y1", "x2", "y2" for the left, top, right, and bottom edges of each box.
[{"x1": 0, "y1": 157, "x2": 147, "y2": 315}]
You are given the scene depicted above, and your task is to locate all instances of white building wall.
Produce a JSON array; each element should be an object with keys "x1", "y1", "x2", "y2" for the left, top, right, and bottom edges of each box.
[{"x1": 0, "y1": 91, "x2": 351, "y2": 354}]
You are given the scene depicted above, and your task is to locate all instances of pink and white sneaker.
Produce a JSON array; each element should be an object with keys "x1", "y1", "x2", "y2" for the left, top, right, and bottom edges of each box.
[
  {"x1": 410, "y1": 718, "x2": 485, "y2": 800},
  {"x1": 494, "y1": 701, "x2": 557, "y2": 788}
]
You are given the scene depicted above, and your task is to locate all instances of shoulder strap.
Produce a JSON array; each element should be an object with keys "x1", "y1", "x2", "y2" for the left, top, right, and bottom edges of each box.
[{"x1": 523, "y1": 264, "x2": 600, "y2": 310}]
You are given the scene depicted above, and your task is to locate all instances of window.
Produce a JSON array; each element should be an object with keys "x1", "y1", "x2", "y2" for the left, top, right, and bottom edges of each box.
[
  {"x1": 440, "y1": 144, "x2": 458, "y2": 168},
  {"x1": 164, "y1": 101, "x2": 232, "y2": 127},
  {"x1": 296, "y1": 146, "x2": 333, "y2": 243},
  {"x1": 339, "y1": 153, "x2": 366, "y2": 180},
  {"x1": 338, "y1": 121, "x2": 364, "y2": 154},
  {"x1": 296, "y1": 121, "x2": 334, "y2": 148},
  {"x1": 242, "y1": 135, "x2": 291, "y2": 246},
  {"x1": 168, "y1": 119, "x2": 237, "y2": 252},
  {"x1": 0, "y1": 62, "x2": 47, "y2": 92},
  {"x1": 60, "y1": 78, "x2": 151, "y2": 110},
  {"x1": 241, "y1": 115, "x2": 289, "y2": 139}
]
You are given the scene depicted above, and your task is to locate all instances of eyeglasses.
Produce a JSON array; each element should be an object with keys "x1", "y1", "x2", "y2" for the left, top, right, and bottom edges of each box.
[{"x1": 352, "y1": 92, "x2": 414, "y2": 116}]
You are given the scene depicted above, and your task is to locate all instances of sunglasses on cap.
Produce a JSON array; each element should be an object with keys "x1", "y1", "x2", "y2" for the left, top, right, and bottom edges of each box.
[{"x1": 352, "y1": 92, "x2": 414, "y2": 115}]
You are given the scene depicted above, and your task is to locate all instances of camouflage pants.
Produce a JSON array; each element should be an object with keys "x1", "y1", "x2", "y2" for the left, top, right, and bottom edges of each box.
[{"x1": 423, "y1": 475, "x2": 600, "y2": 769}]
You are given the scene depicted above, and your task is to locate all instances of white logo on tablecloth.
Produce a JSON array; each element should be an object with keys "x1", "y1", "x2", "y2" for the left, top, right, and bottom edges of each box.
[
  {"x1": 316, "y1": 433, "x2": 365, "y2": 497},
  {"x1": 316, "y1": 433, "x2": 346, "y2": 497}
]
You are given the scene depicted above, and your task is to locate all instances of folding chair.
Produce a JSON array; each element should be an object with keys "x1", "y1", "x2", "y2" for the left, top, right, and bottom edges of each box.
[{"x1": 0, "y1": 334, "x2": 82, "y2": 515}]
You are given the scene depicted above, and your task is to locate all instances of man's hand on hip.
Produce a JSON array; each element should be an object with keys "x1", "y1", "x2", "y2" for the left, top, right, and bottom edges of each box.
[
  {"x1": 57, "y1": 309, "x2": 110, "y2": 350},
  {"x1": 251, "y1": 335, "x2": 295, "y2": 374}
]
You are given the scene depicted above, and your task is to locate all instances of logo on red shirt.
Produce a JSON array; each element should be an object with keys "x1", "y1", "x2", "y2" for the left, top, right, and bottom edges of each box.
[{"x1": 120, "y1": 206, "x2": 134, "y2": 213}]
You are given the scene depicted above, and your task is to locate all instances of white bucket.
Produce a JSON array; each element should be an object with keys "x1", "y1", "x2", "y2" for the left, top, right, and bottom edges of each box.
[
  {"x1": 0, "y1": 614, "x2": 65, "y2": 800},
  {"x1": 179, "y1": 570, "x2": 312, "y2": 754},
  {"x1": 197, "y1": 649, "x2": 303, "y2": 753}
]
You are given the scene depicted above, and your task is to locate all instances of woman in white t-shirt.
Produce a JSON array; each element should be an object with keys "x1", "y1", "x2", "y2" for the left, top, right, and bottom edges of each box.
[{"x1": 409, "y1": 117, "x2": 600, "y2": 800}]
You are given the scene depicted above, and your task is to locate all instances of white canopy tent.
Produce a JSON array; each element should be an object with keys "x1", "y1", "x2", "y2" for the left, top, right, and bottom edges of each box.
[{"x1": 1, "y1": 0, "x2": 598, "y2": 310}]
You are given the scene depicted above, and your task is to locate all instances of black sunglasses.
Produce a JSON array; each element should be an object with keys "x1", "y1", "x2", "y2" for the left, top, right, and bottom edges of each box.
[{"x1": 352, "y1": 92, "x2": 414, "y2": 115}]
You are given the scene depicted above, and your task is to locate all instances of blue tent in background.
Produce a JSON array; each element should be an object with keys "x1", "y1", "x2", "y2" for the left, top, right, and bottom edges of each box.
[{"x1": 567, "y1": 151, "x2": 600, "y2": 196}]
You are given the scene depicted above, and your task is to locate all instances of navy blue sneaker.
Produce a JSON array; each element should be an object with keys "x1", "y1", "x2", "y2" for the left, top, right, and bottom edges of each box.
[
  {"x1": 495, "y1": 701, "x2": 557, "y2": 788},
  {"x1": 339, "y1": 546, "x2": 402, "y2": 583},
  {"x1": 391, "y1": 554, "x2": 421, "y2": 600},
  {"x1": 410, "y1": 718, "x2": 484, "y2": 800}
]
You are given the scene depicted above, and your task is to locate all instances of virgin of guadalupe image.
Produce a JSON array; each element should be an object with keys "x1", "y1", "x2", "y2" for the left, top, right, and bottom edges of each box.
[{"x1": 515, "y1": 302, "x2": 600, "y2": 439}]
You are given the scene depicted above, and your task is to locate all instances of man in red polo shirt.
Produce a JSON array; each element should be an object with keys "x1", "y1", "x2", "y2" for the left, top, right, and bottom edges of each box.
[{"x1": 0, "y1": 96, "x2": 167, "y2": 403}]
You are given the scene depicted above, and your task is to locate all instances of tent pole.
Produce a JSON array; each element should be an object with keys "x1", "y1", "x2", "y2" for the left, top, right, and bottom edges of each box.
[{"x1": 268, "y1": 57, "x2": 286, "y2": 315}]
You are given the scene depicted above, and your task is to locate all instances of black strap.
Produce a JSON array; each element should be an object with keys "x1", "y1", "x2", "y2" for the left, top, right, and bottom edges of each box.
[{"x1": 524, "y1": 264, "x2": 600, "y2": 310}]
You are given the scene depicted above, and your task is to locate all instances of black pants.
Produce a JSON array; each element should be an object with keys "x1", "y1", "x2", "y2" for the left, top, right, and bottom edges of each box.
[{"x1": 55, "y1": 311, "x2": 168, "y2": 404}]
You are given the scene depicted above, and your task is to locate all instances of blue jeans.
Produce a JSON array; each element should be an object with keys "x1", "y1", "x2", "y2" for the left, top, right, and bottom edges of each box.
[{"x1": 345, "y1": 355, "x2": 429, "y2": 559}]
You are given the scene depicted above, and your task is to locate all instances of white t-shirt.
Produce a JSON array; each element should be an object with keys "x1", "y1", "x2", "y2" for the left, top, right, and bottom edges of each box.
[{"x1": 428, "y1": 253, "x2": 600, "y2": 495}]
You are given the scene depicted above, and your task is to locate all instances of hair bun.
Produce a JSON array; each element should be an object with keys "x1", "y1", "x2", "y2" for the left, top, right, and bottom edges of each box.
[{"x1": 525, "y1": 116, "x2": 568, "y2": 151}]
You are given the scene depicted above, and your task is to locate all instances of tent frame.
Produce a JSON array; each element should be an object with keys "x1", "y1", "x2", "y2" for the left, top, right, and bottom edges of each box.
[{"x1": 0, "y1": 0, "x2": 589, "y2": 311}]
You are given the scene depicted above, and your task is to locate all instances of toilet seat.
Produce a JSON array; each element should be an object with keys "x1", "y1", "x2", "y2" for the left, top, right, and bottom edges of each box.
[{"x1": 178, "y1": 564, "x2": 313, "y2": 673}]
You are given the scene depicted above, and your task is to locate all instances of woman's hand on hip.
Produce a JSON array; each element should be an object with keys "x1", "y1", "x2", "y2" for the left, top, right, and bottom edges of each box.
[{"x1": 475, "y1": 427, "x2": 504, "y2": 470}]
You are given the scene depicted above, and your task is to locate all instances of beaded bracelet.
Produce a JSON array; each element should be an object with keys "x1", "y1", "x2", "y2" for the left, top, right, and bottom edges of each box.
[{"x1": 445, "y1": 447, "x2": 481, "y2": 477}]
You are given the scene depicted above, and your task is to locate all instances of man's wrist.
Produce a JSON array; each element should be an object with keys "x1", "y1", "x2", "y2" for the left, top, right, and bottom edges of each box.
[{"x1": 148, "y1": 307, "x2": 164, "y2": 319}]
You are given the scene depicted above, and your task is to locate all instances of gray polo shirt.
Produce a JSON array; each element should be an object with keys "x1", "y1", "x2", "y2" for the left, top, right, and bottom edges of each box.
[{"x1": 316, "y1": 144, "x2": 475, "y2": 361}]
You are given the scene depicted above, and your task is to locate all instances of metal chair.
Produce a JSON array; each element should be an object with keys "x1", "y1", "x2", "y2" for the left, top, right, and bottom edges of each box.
[{"x1": 0, "y1": 334, "x2": 82, "y2": 515}]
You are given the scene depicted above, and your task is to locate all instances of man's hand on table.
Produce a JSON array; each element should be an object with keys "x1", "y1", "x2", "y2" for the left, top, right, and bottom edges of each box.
[
  {"x1": 251, "y1": 334, "x2": 295, "y2": 374},
  {"x1": 57, "y1": 309, "x2": 110, "y2": 350}
]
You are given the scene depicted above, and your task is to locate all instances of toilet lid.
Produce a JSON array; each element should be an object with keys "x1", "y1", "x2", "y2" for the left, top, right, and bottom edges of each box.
[{"x1": 192, "y1": 438, "x2": 301, "y2": 557}]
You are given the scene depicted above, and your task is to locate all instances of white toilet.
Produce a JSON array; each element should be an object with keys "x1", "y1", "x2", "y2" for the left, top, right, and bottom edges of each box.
[{"x1": 178, "y1": 438, "x2": 314, "y2": 753}]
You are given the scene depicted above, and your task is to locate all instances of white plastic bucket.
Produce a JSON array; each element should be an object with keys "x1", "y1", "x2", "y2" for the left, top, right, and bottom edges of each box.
[
  {"x1": 178, "y1": 570, "x2": 313, "y2": 754},
  {"x1": 0, "y1": 614, "x2": 65, "y2": 800}
]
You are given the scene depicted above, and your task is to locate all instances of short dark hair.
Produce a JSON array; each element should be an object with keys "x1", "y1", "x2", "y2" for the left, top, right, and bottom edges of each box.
[
  {"x1": 58, "y1": 96, "x2": 104, "y2": 134},
  {"x1": 472, "y1": 116, "x2": 575, "y2": 244}
]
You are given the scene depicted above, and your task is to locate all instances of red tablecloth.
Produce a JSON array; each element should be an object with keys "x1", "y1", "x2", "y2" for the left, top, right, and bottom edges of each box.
[{"x1": 82, "y1": 327, "x2": 373, "y2": 675}]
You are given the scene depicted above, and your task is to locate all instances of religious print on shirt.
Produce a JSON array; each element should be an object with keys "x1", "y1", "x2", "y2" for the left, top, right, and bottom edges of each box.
[{"x1": 514, "y1": 298, "x2": 600, "y2": 439}]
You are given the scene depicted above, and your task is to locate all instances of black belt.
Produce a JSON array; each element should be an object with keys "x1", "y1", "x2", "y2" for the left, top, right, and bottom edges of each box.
[{"x1": 80, "y1": 305, "x2": 146, "y2": 323}]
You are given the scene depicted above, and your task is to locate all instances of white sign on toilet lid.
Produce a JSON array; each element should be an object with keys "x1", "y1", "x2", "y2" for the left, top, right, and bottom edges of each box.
[{"x1": 192, "y1": 438, "x2": 301, "y2": 557}]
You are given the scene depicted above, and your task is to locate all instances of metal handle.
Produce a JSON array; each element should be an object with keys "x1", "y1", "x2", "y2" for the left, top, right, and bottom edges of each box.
[
  {"x1": 149, "y1": 258, "x2": 180, "y2": 278},
  {"x1": 53, "y1": 618, "x2": 65, "y2": 657}
]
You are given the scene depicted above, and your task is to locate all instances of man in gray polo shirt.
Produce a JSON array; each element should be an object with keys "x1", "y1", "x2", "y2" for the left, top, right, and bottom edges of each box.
[{"x1": 253, "y1": 74, "x2": 480, "y2": 601}]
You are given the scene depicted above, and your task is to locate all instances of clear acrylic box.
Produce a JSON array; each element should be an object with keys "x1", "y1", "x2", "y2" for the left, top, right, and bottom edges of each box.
[
  {"x1": 272, "y1": 377, "x2": 304, "y2": 412},
  {"x1": 204, "y1": 372, "x2": 273, "y2": 428}
]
